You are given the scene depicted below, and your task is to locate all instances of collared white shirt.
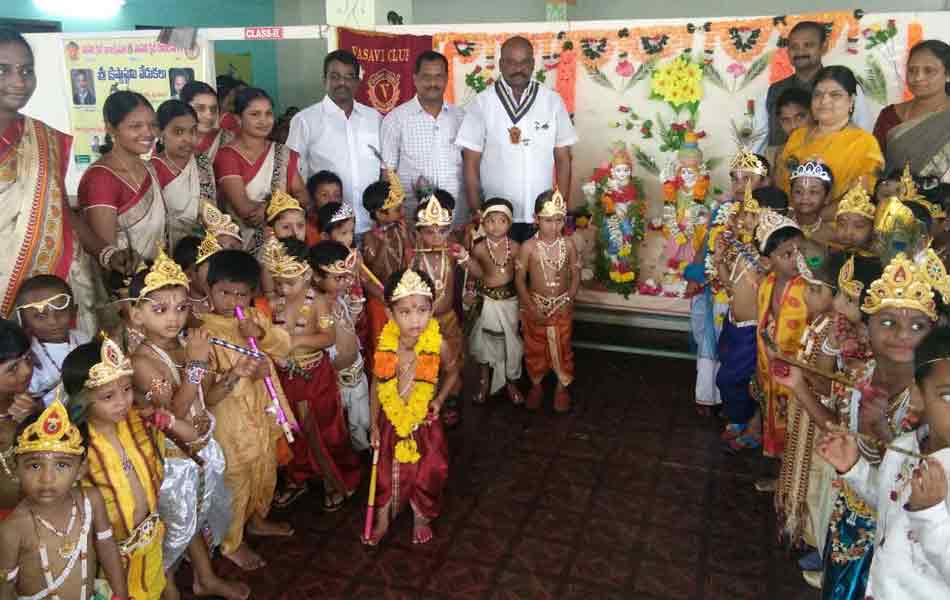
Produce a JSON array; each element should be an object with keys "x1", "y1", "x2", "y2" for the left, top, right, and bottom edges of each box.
[
  {"x1": 381, "y1": 95, "x2": 467, "y2": 223},
  {"x1": 287, "y1": 96, "x2": 382, "y2": 233},
  {"x1": 28, "y1": 330, "x2": 90, "y2": 406},
  {"x1": 456, "y1": 77, "x2": 577, "y2": 223}
]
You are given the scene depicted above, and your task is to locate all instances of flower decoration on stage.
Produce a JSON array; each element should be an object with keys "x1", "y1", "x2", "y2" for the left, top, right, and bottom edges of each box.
[
  {"x1": 862, "y1": 19, "x2": 898, "y2": 50},
  {"x1": 583, "y1": 142, "x2": 646, "y2": 296},
  {"x1": 373, "y1": 318, "x2": 442, "y2": 464},
  {"x1": 650, "y1": 53, "x2": 703, "y2": 117}
]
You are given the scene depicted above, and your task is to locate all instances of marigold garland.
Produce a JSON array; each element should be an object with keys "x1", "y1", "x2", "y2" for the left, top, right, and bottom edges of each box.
[{"x1": 373, "y1": 319, "x2": 441, "y2": 464}]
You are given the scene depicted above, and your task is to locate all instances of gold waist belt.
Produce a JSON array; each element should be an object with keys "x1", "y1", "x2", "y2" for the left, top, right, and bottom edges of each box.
[{"x1": 118, "y1": 512, "x2": 160, "y2": 558}]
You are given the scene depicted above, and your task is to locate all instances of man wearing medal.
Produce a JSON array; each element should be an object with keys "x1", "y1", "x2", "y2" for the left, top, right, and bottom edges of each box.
[{"x1": 457, "y1": 36, "x2": 578, "y2": 242}]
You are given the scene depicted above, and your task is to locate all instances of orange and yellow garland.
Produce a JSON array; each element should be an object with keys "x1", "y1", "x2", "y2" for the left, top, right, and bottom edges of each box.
[{"x1": 373, "y1": 318, "x2": 441, "y2": 464}]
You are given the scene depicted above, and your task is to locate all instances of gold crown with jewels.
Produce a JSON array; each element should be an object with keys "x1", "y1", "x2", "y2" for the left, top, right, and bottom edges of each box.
[
  {"x1": 861, "y1": 250, "x2": 950, "y2": 321},
  {"x1": 741, "y1": 180, "x2": 760, "y2": 214},
  {"x1": 261, "y1": 237, "x2": 311, "y2": 279},
  {"x1": 538, "y1": 188, "x2": 567, "y2": 218},
  {"x1": 139, "y1": 248, "x2": 190, "y2": 298},
  {"x1": 266, "y1": 190, "x2": 304, "y2": 223},
  {"x1": 391, "y1": 269, "x2": 433, "y2": 301},
  {"x1": 201, "y1": 202, "x2": 242, "y2": 241},
  {"x1": 754, "y1": 209, "x2": 800, "y2": 253},
  {"x1": 899, "y1": 163, "x2": 945, "y2": 220},
  {"x1": 86, "y1": 334, "x2": 134, "y2": 389},
  {"x1": 321, "y1": 248, "x2": 358, "y2": 276},
  {"x1": 417, "y1": 194, "x2": 453, "y2": 228},
  {"x1": 195, "y1": 230, "x2": 222, "y2": 265},
  {"x1": 729, "y1": 147, "x2": 767, "y2": 177},
  {"x1": 15, "y1": 396, "x2": 84, "y2": 456},
  {"x1": 836, "y1": 179, "x2": 875, "y2": 221}
]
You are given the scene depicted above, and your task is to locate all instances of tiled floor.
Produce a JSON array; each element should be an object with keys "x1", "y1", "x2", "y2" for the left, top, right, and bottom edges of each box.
[{"x1": 180, "y1": 349, "x2": 821, "y2": 599}]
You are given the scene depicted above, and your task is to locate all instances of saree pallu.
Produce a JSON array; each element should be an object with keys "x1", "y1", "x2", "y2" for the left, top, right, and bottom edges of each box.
[
  {"x1": 884, "y1": 106, "x2": 950, "y2": 182},
  {"x1": 756, "y1": 274, "x2": 807, "y2": 458},
  {"x1": 374, "y1": 415, "x2": 448, "y2": 521},
  {"x1": 277, "y1": 355, "x2": 361, "y2": 495},
  {"x1": 152, "y1": 153, "x2": 214, "y2": 251},
  {"x1": 0, "y1": 117, "x2": 83, "y2": 322},
  {"x1": 196, "y1": 128, "x2": 234, "y2": 162}
]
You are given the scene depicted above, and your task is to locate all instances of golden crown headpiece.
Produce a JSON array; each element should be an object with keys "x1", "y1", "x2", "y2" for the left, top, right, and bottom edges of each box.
[
  {"x1": 320, "y1": 248, "x2": 358, "y2": 276},
  {"x1": 195, "y1": 231, "x2": 222, "y2": 265},
  {"x1": 416, "y1": 194, "x2": 453, "y2": 228},
  {"x1": 837, "y1": 255, "x2": 864, "y2": 300},
  {"x1": 138, "y1": 249, "x2": 190, "y2": 299},
  {"x1": 15, "y1": 396, "x2": 84, "y2": 457},
  {"x1": 382, "y1": 169, "x2": 406, "y2": 211},
  {"x1": 391, "y1": 269, "x2": 433, "y2": 302},
  {"x1": 741, "y1": 180, "x2": 760, "y2": 214},
  {"x1": 330, "y1": 201, "x2": 355, "y2": 225},
  {"x1": 790, "y1": 159, "x2": 832, "y2": 184},
  {"x1": 538, "y1": 188, "x2": 567, "y2": 219},
  {"x1": 836, "y1": 179, "x2": 875, "y2": 221},
  {"x1": 609, "y1": 142, "x2": 633, "y2": 168},
  {"x1": 261, "y1": 237, "x2": 311, "y2": 279},
  {"x1": 86, "y1": 334, "x2": 134, "y2": 389},
  {"x1": 729, "y1": 147, "x2": 767, "y2": 177},
  {"x1": 201, "y1": 202, "x2": 242, "y2": 241},
  {"x1": 861, "y1": 250, "x2": 950, "y2": 321},
  {"x1": 266, "y1": 190, "x2": 304, "y2": 223},
  {"x1": 754, "y1": 209, "x2": 800, "y2": 253},
  {"x1": 899, "y1": 164, "x2": 945, "y2": 219}
]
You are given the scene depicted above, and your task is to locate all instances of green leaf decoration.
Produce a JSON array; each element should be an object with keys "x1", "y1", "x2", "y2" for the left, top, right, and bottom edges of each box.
[
  {"x1": 858, "y1": 55, "x2": 888, "y2": 105},
  {"x1": 705, "y1": 156, "x2": 723, "y2": 170},
  {"x1": 739, "y1": 50, "x2": 773, "y2": 91},
  {"x1": 634, "y1": 146, "x2": 660, "y2": 176},
  {"x1": 702, "y1": 61, "x2": 729, "y2": 92},
  {"x1": 534, "y1": 68, "x2": 547, "y2": 83},
  {"x1": 585, "y1": 65, "x2": 616, "y2": 91},
  {"x1": 623, "y1": 60, "x2": 655, "y2": 92}
]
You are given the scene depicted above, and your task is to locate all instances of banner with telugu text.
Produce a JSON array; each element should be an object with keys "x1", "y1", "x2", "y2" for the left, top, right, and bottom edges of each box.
[
  {"x1": 62, "y1": 37, "x2": 206, "y2": 172},
  {"x1": 338, "y1": 28, "x2": 433, "y2": 114}
]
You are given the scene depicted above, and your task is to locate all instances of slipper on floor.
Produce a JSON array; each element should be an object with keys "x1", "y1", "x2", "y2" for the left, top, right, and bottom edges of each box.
[{"x1": 273, "y1": 482, "x2": 309, "y2": 509}]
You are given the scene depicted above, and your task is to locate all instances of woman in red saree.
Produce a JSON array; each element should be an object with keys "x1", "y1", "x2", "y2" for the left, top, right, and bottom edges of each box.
[
  {"x1": 79, "y1": 91, "x2": 167, "y2": 278},
  {"x1": 0, "y1": 29, "x2": 99, "y2": 335},
  {"x1": 873, "y1": 40, "x2": 950, "y2": 180},
  {"x1": 180, "y1": 80, "x2": 234, "y2": 162},
  {"x1": 151, "y1": 100, "x2": 212, "y2": 251},
  {"x1": 213, "y1": 87, "x2": 306, "y2": 252}
]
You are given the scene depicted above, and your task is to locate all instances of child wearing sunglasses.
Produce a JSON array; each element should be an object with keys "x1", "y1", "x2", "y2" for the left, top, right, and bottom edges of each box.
[{"x1": 13, "y1": 275, "x2": 90, "y2": 407}]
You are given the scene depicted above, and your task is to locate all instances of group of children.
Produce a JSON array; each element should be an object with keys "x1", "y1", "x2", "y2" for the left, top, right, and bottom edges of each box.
[
  {"x1": 0, "y1": 159, "x2": 582, "y2": 598},
  {"x1": 694, "y1": 146, "x2": 950, "y2": 598}
]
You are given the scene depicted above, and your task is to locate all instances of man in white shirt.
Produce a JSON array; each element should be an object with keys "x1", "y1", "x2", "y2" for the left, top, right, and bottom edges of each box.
[
  {"x1": 753, "y1": 21, "x2": 872, "y2": 154},
  {"x1": 381, "y1": 50, "x2": 467, "y2": 225},
  {"x1": 457, "y1": 36, "x2": 578, "y2": 241},
  {"x1": 287, "y1": 49, "x2": 382, "y2": 233}
]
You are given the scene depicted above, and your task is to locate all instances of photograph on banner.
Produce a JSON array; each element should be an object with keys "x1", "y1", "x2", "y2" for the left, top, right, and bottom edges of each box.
[{"x1": 62, "y1": 37, "x2": 206, "y2": 171}]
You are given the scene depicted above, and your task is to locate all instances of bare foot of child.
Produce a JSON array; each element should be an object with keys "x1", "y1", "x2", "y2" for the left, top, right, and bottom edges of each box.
[
  {"x1": 162, "y1": 578, "x2": 181, "y2": 600},
  {"x1": 526, "y1": 384, "x2": 543, "y2": 410},
  {"x1": 363, "y1": 503, "x2": 391, "y2": 546},
  {"x1": 223, "y1": 543, "x2": 266, "y2": 571},
  {"x1": 553, "y1": 385, "x2": 571, "y2": 413},
  {"x1": 507, "y1": 381, "x2": 524, "y2": 405},
  {"x1": 412, "y1": 514, "x2": 434, "y2": 545},
  {"x1": 474, "y1": 365, "x2": 490, "y2": 404},
  {"x1": 246, "y1": 515, "x2": 294, "y2": 537},
  {"x1": 193, "y1": 573, "x2": 251, "y2": 600}
]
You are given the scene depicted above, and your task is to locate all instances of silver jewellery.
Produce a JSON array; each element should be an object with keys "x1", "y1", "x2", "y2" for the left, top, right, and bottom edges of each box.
[
  {"x1": 186, "y1": 360, "x2": 208, "y2": 385},
  {"x1": 98, "y1": 245, "x2": 119, "y2": 269},
  {"x1": 536, "y1": 235, "x2": 566, "y2": 289},
  {"x1": 330, "y1": 202, "x2": 355, "y2": 225},
  {"x1": 486, "y1": 237, "x2": 511, "y2": 274},
  {"x1": 790, "y1": 160, "x2": 832, "y2": 183}
]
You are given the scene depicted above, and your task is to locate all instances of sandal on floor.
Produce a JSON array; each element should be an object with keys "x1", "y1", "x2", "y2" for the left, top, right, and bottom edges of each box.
[
  {"x1": 720, "y1": 423, "x2": 746, "y2": 442},
  {"x1": 323, "y1": 492, "x2": 345, "y2": 512},
  {"x1": 273, "y1": 482, "x2": 309, "y2": 509},
  {"x1": 506, "y1": 383, "x2": 525, "y2": 406},
  {"x1": 723, "y1": 433, "x2": 761, "y2": 454}
]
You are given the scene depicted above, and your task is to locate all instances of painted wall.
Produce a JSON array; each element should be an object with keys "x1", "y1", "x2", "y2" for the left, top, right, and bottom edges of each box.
[
  {"x1": 2, "y1": 0, "x2": 280, "y2": 104},
  {"x1": 274, "y1": 0, "x2": 328, "y2": 110},
  {"x1": 409, "y1": 0, "x2": 948, "y2": 23}
]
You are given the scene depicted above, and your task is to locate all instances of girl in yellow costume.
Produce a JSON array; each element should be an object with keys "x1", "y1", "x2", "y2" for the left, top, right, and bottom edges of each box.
[
  {"x1": 755, "y1": 211, "x2": 807, "y2": 460},
  {"x1": 63, "y1": 336, "x2": 200, "y2": 599}
]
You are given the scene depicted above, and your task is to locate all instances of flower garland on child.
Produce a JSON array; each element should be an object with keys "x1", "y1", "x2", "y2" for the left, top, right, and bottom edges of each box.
[{"x1": 373, "y1": 319, "x2": 442, "y2": 464}]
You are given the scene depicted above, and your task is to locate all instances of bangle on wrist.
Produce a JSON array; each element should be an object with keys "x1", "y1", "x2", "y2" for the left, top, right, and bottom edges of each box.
[{"x1": 99, "y1": 245, "x2": 118, "y2": 269}]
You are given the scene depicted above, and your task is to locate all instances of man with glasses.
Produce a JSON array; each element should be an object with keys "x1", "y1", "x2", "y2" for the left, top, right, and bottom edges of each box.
[
  {"x1": 288, "y1": 50, "x2": 382, "y2": 234},
  {"x1": 457, "y1": 36, "x2": 577, "y2": 242},
  {"x1": 381, "y1": 51, "x2": 467, "y2": 226}
]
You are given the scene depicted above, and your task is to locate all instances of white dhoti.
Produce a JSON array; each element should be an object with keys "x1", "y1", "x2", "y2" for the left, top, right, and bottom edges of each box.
[
  {"x1": 158, "y1": 427, "x2": 231, "y2": 569},
  {"x1": 469, "y1": 290, "x2": 523, "y2": 394},
  {"x1": 337, "y1": 354, "x2": 370, "y2": 452}
]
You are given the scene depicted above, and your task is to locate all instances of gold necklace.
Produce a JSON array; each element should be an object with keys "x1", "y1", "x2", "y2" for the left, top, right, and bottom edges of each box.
[{"x1": 486, "y1": 237, "x2": 511, "y2": 274}]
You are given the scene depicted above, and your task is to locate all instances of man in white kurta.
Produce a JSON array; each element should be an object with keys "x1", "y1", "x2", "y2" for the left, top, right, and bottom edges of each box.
[
  {"x1": 287, "y1": 49, "x2": 381, "y2": 234},
  {"x1": 381, "y1": 50, "x2": 467, "y2": 225},
  {"x1": 456, "y1": 36, "x2": 577, "y2": 242}
]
